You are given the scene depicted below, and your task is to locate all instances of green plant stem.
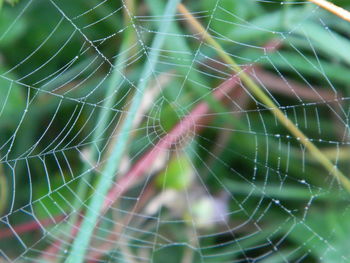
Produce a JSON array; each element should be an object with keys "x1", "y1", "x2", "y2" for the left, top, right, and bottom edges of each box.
[
  {"x1": 178, "y1": 3, "x2": 350, "y2": 192},
  {"x1": 70, "y1": 8, "x2": 134, "y2": 223},
  {"x1": 55, "y1": 1, "x2": 136, "y2": 258},
  {"x1": 65, "y1": 0, "x2": 182, "y2": 262},
  {"x1": 146, "y1": 0, "x2": 229, "y2": 115}
]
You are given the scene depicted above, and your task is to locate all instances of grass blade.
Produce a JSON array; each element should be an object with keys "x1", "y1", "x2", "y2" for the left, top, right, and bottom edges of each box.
[{"x1": 66, "y1": 0, "x2": 182, "y2": 262}]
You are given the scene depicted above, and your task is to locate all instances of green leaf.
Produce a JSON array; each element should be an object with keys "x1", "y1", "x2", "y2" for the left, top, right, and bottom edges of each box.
[
  {"x1": 33, "y1": 174, "x2": 71, "y2": 219},
  {"x1": 290, "y1": 22, "x2": 350, "y2": 65},
  {"x1": 156, "y1": 155, "x2": 193, "y2": 190},
  {"x1": 203, "y1": 0, "x2": 262, "y2": 37},
  {"x1": 289, "y1": 207, "x2": 350, "y2": 262},
  {"x1": 0, "y1": 0, "x2": 20, "y2": 11}
]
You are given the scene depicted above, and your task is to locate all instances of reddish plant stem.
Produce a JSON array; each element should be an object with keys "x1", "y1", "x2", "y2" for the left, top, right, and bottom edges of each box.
[
  {"x1": 86, "y1": 75, "x2": 243, "y2": 262},
  {"x1": 101, "y1": 74, "x2": 242, "y2": 211},
  {"x1": 37, "y1": 73, "x2": 242, "y2": 262},
  {"x1": 252, "y1": 67, "x2": 341, "y2": 102},
  {"x1": 99, "y1": 40, "x2": 283, "y2": 210},
  {"x1": 2, "y1": 42, "x2": 281, "y2": 258},
  {"x1": 85, "y1": 41, "x2": 284, "y2": 262},
  {"x1": 2, "y1": 40, "x2": 282, "y2": 261},
  {"x1": 0, "y1": 215, "x2": 64, "y2": 240},
  {"x1": 1, "y1": 41, "x2": 282, "y2": 246}
]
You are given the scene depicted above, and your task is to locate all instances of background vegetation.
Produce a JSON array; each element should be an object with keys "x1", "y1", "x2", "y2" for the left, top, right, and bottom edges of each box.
[{"x1": 0, "y1": 0, "x2": 350, "y2": 262}]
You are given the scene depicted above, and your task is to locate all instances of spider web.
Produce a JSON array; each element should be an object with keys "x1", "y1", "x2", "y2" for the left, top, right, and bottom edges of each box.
[{"x1": 0, "y1": 0, "x2": 350, "y2": 262}]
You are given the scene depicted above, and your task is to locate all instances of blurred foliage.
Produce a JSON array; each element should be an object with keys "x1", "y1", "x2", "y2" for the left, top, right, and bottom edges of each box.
[
  {"x1": 0, "y1": 0, "x2": 19, "y2": 9},
  {"x1": 1, "y1": 0, "x2": 350, "y2": 262},
  {"x1": 156, "y1": 154, "x2": 193, "y2": 190}
]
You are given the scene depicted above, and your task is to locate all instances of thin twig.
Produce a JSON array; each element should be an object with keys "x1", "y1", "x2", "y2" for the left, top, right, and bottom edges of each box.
[
  {"x1": 178, "y1": 3, "x2": 350, "y2": 192},
  {"x1": 308, "y1": 0, "x2": 350, "y2": 23},
  {"x1": 0, "y1": 216, "x2": 65, "y2": 241}
]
